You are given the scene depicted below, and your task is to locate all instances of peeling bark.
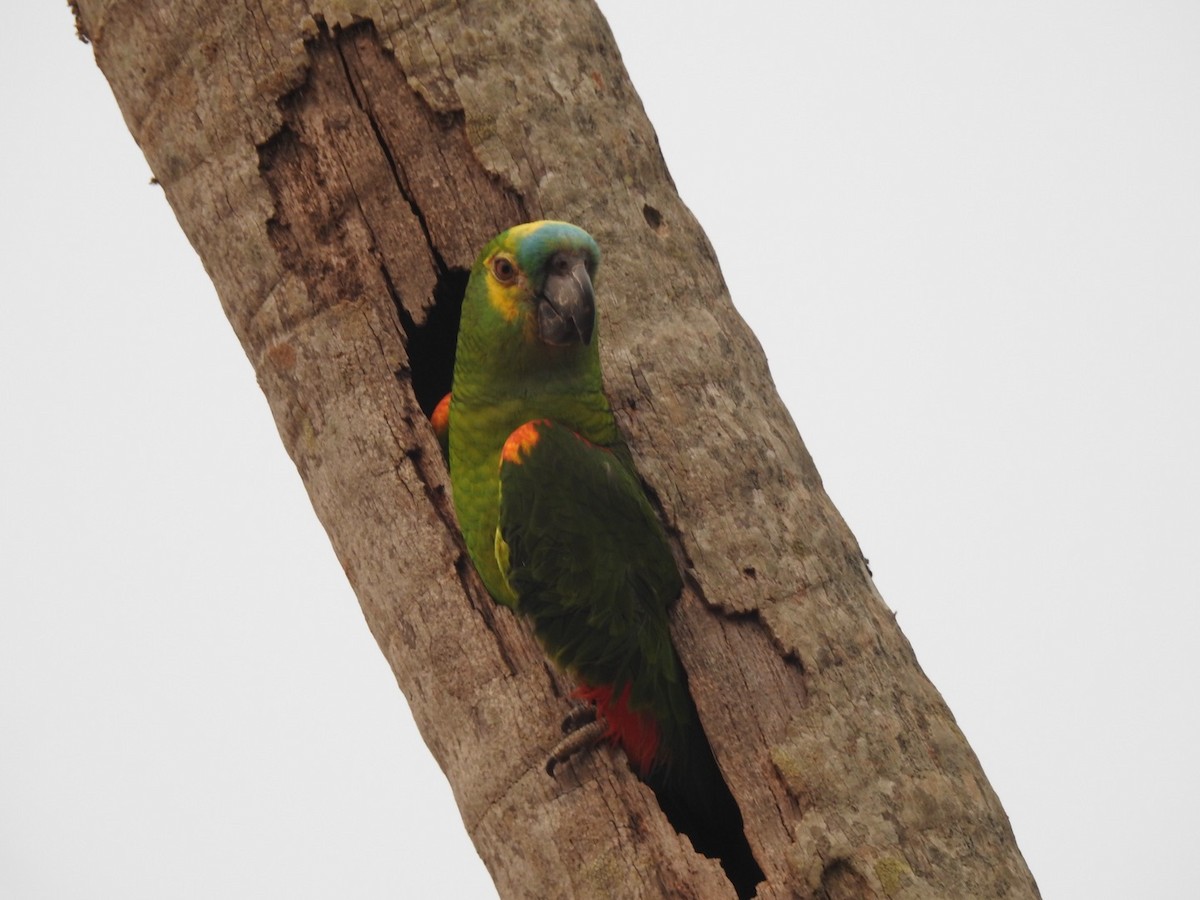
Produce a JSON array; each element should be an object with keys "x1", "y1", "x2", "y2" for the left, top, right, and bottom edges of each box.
[{"x1": 73, "y1": 1, "x2": 1040, "y2": 897}]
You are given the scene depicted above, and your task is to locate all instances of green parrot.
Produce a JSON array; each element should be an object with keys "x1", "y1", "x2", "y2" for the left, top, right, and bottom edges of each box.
[{"x1": 443, "y1": 221, "x2": 760, "y2": 893}]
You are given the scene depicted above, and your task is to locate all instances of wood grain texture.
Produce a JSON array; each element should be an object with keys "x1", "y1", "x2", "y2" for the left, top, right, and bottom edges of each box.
[{"x1": 74, "y1": 1, "x2": 1040, "y2": 896}]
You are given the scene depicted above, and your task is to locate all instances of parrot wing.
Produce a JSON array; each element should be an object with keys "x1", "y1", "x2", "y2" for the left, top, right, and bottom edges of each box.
[{"x1": 495, "y1": 418, "x2": 687, "y2": 764}]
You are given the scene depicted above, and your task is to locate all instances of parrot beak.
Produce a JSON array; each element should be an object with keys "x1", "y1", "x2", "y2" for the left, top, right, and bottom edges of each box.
[{"x1": 537, "y1": 252, "x2": 595, "y2": 346}]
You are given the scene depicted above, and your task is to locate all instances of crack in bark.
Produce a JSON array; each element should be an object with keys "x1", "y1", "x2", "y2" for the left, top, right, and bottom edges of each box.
[
  {"x1": 455, "y1": 553, "x2": 522, "y2": 677},
  {"x1": 329, "y1": 23, "x2": 451, "y2": 277},
  {"x1": 255, "y1": 18, "x2": 528, "y2": 683}
]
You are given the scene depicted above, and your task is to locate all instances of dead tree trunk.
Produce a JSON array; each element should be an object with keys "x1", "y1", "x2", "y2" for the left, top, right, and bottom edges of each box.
[{"x1": 72, "y1": 1, "x2": 1039, "y2": 897}]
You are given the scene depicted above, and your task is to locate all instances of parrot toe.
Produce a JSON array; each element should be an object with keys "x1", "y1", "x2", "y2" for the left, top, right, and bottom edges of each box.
[
  {"x1": 560, "y1": 701, "x2": 597, "y2": 734},
  {"x1": 546, "y1": 716, "x2": 608, "y2": 777}
]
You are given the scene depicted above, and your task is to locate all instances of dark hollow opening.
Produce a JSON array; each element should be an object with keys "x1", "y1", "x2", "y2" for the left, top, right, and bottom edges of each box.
[
  {"x1": 398, "y1": 266, "x2": 469, "y2": 417},
  {"x1": 642, "y1": 692, "x2": 765, "y2": 898}
]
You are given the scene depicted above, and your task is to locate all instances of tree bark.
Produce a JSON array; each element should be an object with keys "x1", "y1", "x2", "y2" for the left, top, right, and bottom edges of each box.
[{"x1": 73, "y1": 1, "x2": 1040, "y2": 897}]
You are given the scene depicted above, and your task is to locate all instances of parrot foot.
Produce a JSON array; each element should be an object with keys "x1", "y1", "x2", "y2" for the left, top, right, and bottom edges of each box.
[{"x1": 546, "y1": 716, "x2": 608, "y2": 777}]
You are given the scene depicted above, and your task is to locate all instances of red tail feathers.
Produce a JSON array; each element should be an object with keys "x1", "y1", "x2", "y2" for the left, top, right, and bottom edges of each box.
[{"x1": 573, "y1": 682, "x2": 661, "y2": 775}]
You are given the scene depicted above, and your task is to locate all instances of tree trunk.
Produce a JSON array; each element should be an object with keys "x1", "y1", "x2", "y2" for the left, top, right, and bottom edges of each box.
[{"x1": 72, "y1": 1, "x2": 1039, "y2": 897}]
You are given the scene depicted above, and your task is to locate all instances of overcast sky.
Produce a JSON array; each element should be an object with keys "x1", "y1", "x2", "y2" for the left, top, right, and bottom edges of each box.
[{"x1": 4, "y1": 3, "x2": 1197, "y2": 898}]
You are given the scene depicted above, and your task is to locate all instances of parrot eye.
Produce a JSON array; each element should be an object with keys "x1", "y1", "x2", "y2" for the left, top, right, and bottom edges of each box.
[{"x1": 491, "y1": 256, "x2": 518, "y2": 284}]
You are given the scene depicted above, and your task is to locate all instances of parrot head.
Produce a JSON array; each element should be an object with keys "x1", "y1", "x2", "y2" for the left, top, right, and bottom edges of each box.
[{"x1": 454, "y1": 221, "x2": 603, "y2": 394}]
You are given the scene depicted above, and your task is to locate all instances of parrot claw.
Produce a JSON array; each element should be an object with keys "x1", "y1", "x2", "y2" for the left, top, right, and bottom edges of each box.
[
  {"x1": 546, "y1": 717, "x2": 608, "y2": 777},
  {"x1": 560, "y1": 702, "x2": 597, "y2": 734}
]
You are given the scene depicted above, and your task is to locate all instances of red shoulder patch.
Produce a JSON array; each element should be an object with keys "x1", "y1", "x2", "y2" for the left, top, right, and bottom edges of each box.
[
  {"x1": 500, "y1": 419, "x2": 551, "y2": 466},
  {"x1": 572, "y1": 681, "x2": 661, "y2": 776}
]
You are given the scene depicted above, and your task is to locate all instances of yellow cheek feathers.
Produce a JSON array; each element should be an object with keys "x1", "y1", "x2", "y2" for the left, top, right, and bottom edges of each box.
[{"x1": 485, "y1": 277, "x2": 522, "y2": 323}]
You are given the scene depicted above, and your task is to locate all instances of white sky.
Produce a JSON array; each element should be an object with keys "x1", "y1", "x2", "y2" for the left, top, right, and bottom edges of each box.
[{"x1": 4, "y1": 3, "x2": 1197, "y2": 898}]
